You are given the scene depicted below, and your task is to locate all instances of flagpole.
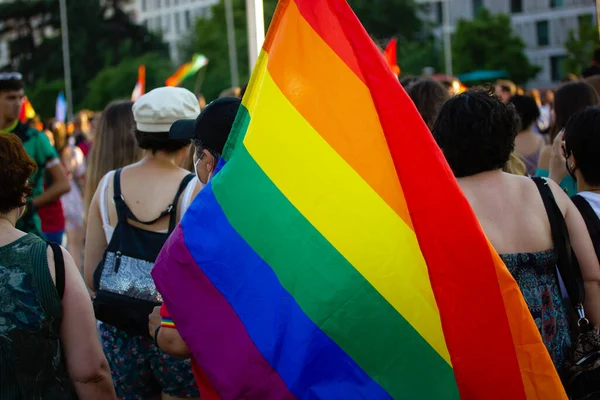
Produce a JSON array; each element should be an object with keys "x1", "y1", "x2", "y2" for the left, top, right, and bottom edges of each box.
[
  {"x1": 245, "y1": 0, "x2": 265, "y2": 73},
  {"x1": 59, "y1": 0, "x2": 74, "y2": 121},
  {"x1": 442, "y1": 0, "x2": 453, "y2": 76},
  {"x1": 225, "y1": 0, "x2": 240, "y2": 87}
]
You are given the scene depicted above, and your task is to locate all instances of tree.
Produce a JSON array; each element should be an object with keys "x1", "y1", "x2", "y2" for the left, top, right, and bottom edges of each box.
[
  {"x1": 0, "y1": 0, "x2": 168, "y2": 116},
  {"x1": 452, "y1": 8, "x2": 541, "y2": 84},
  {"x1": 82, "y1": 53, "x2": 173, "y2": 110},
  {"x1": 564, "y1": 17, "x2": 600, "y2": 76},
  {"x1": 182, "y1": 0, "x2": 422, "y2": 100}
]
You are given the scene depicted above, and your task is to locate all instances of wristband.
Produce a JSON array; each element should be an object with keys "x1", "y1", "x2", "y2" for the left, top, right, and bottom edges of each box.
[{"x1": 154, "y1": 325, "x2": 161, "y2": 348}]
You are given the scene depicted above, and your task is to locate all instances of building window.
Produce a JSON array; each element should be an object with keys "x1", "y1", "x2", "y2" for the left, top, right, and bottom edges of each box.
[
  {"x1": 550, "y1": 0, "x2": 564, "y2": 8},
  {"x1": 472, "y1": 0, "x2": 483, "y2": 15},
  {"x1": 155, "y1": 0, "x2": 161, "y2": 9},
  {"x1": 175, "y1": 12, "x2": 181, "y2": 33},
  {"x1": 185, "y1": 10, "x2": 192, "y2": 29},
  {"x1": 142, "y1": 0, "x2": 147, "y2": 12},
  {"x1": 579, "y1": 14, "x2": 593, "y2": 28},
  {"x1": 551, "y1": 55, "x2": 566, "y2": 82},
  {"x1": 165, "y1": 0, "x2": 171, "y2": 6},
  {"x1": 511, "y1": 0, "x2": 522, "y2": 13},
  {"x1": 436, "y1": 1, "x2": 443, "y2": 25},
  {"x1": 536, "y1": 20, "x2": 549, "y2": 46},
  {"x1": 163, "y1": 14, "x2": 171, "y2": 33}
]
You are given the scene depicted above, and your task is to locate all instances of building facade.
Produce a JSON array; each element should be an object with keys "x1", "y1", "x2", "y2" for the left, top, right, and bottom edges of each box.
[
  {"x1": 125, "y1": 0, "x2": 218, "y2": 62},
  {"x1": 421, "y1": 0, "x2": 598, "y2": 87}
]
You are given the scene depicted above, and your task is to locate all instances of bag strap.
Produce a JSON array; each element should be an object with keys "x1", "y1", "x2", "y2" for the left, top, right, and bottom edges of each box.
[
  {"x1": 46, "y1": 242, "x2": 65, "y2": 300},
  {"x1": 112, "y1": 168, "x2": 129, "y2": 224},
  {"x1": 168, "y1": 174, "x2": 196, "y2": 233},
  {"x1": 531, "y1": 177, "x2": 585, "y2": 306},
  {"x1": 572, "y1": 195, "x2": 600, "y2": 262}
]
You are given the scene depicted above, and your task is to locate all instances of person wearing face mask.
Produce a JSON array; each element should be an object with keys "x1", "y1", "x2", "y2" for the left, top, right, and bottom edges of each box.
[
  {"x1": 148, "y1": 97, "x2": 241, "y2": 399},
  {"x1": 564, "y1": 107, "x2": 600, "y2": 263},
  {"x1": 0, "y1": 134, "x2": 116, "y2": 399}
]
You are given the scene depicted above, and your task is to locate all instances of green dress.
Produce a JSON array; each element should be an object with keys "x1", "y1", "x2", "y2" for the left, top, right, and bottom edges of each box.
[
  {"x1": 0, "y1": 234, "x2": 74, "y2": 399},
  {"x1": 9, "y1": 123, "x2": 59, "y2": 239}
]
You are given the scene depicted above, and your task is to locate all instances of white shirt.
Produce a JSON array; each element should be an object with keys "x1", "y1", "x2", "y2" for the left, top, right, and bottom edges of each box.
[{"x1": 578, "y1": 191, "x2": 600, "y2": 219}]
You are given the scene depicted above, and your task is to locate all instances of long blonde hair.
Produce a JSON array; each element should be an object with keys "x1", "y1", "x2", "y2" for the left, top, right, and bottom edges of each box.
[{"x1": 84, "y1": 101, "x2": 142, "y2": 216}]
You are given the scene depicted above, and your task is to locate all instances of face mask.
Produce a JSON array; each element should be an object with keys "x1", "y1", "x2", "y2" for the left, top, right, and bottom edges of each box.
[
  {"x1": 194, "y1": 158, "x2": 201, "y2": 182},
  {"x1": 194, "y1": 156, "x2": 214, "y2": 184}
]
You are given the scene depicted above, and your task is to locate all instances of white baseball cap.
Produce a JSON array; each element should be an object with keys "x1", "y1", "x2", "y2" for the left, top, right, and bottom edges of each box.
[{"x1": 132, "y1": 87, "x2": 200, "y2": 133}]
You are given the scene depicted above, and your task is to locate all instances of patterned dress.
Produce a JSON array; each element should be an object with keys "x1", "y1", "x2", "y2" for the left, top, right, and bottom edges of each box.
[{"x1": 500, "y1": 249, "x2": 571, "y2": 372}]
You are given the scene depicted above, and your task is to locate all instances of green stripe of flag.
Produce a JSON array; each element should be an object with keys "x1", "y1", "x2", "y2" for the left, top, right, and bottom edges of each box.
[{"x1": 212, "y1": 106, "x2": 459, "y2": 399}]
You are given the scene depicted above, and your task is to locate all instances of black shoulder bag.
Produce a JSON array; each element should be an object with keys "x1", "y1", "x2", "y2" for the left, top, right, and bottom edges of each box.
[{"x1": 533, "y1": 177, "x2": 600, "y2": 400}]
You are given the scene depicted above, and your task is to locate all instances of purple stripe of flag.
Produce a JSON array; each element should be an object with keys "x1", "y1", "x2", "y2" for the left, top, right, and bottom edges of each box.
[{"x1": 153, "y1": 224, "x2": 296, "y2": 400}]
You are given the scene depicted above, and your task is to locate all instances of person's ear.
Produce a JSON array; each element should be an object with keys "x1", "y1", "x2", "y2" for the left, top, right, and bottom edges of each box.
[{"x1": 203, "y1": 149, "x2": 213, "y2": 171}]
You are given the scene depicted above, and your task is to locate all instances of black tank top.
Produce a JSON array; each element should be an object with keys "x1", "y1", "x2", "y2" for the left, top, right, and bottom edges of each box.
[{"x1": 0, "y1": 234, "x2": 74, "y2": 399}]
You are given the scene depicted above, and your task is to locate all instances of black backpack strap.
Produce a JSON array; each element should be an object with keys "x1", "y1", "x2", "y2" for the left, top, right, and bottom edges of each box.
[
  {"x1": 47, "y1": 242, "x2": 65, "y2": 300},
  {"x1": 168, "y1": 174, "x2": 196, "y2": 232},
  {"x1": 572, "y1": 195, "x2": 600, "y2": 262},
  {"x1": 532, "y1": 177, "x2": 585, "y2": 306},
  {"x1": 114, "y1": 170, "x2": 195, "y2": 230},
  {"x1": 112, "y1": 169, "x2": 129, "y2": 224}
]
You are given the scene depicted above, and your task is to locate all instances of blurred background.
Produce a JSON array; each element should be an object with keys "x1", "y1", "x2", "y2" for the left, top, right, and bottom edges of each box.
[{"x1": 1, "y1": 0, "x2": 598, "y2": 119}]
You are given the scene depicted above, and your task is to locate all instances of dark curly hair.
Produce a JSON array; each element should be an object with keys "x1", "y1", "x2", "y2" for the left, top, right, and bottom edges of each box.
[
  {"x1": 432, "y1": 88, "x2": 521, "y2": 178},
  {"x1": 509, "y1": 95, "x2": 540, "y2": 130},
  {"x1": 134, "y1": 130, "x2": 190, "y2": 154},
  {"x1": 564, "y1": 107, "x2": 600, "y2": 186},
  {"x1": 0, "y1": 134, "x2": 37, "y2": 214}
]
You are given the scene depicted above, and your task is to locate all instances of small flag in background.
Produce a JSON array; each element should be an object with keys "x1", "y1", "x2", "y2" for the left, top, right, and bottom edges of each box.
[
  {"x1": 132, "y1": 65, "x2": 146, "y2": 101},
  {"x1": 19, "y1": 97, "x2": 36, "y2": 123},
  {"x1": 166, "y1": 54, "x2": 208, "y2": 87},
  {"x1": 384, "y1": 37, "x2": 400, "y2": 77},
  {"x1": 55, "y1": 92, "x2": 67, "y2": 123},
  {"x1": 153, "y1": 0, "x2": 566, "y2": 398}
]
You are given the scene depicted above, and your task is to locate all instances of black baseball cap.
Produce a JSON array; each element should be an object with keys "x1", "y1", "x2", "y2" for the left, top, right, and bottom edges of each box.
[{"x1": 169, "y1": 97, "x2": 241, "y2": 154}]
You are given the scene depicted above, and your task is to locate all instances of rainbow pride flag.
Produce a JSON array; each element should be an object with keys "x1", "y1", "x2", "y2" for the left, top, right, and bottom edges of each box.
[
  {"x1": 152, "y1": 0, "x2": 566, "y2": 398},
  {"x1": 165, "y1": 54, "x2": 208, "y2": 87}
]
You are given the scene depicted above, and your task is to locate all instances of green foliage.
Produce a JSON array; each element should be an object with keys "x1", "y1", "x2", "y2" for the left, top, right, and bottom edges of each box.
[
  {"x1": 183, "y1": 0, "x2": 421, "y2": 101},
  {"x1": 452, "y1": 8, "x2": 541, "y2": 84},
  {"x1": 346, "y1": 0, "x2": 421, "y2": 40},
  {"x1": 0, "y1": 0, "x2": 168, "y2": 117},
  {"x1": 396, "y1": 35, "x2": 441, "y2": 76},
  {"x1": 81, "y1": 53, "x2": 173, "y2": 111},
  {"x1": 564, "y1": 17, "x2": 600, "y2": 76}
]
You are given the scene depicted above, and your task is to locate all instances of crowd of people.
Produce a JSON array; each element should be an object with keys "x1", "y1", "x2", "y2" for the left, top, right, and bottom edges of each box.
[{"x1": 3, "y1": 48, "x2": 600, "y2": 397}]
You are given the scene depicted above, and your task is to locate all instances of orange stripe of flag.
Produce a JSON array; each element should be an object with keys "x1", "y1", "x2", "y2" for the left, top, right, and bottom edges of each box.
[
  {"x1": 490, "y1": 247, "x2": 567, "y2": 399},
  {"x1": 265, "y1": 0, "x2": 411, "y2": 227}
]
